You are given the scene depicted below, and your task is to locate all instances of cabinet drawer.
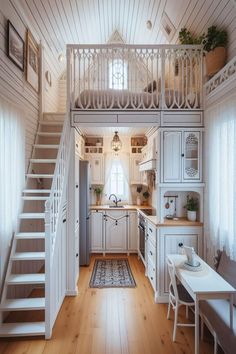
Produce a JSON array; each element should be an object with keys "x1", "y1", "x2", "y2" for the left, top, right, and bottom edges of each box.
[
  {"x1": 147, "y1": 256, "x2": 156, "y2": 291},
  {"x1": 147, "y1": 240, "x2": 156, "y2": 265},
  {"x1": 147, "y1": 222, "x2": 156, "y2": 245}
]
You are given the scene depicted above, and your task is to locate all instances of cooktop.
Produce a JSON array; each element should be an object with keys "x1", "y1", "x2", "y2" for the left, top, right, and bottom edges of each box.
[{"x1": 140, "y1": 209, "x2": 156, "y2": 216}]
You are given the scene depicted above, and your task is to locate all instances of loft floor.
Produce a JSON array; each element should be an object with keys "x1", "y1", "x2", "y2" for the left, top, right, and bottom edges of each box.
[{"x1": 0, "y1": 255, "x2": 215, "y2": 354}]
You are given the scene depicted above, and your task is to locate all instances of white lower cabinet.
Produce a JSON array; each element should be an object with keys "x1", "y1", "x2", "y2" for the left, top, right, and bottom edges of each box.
[
  {"x1": 91, "y1": 210, "x2": 104, "y2": 252},
  {"x1": 128, "y1": 211, "x2": 138, "y2": 252},
  {"x1": 105, "y1": 210, "x2": 127, "y2": 252},
  {"x1": 146, "y1": 222, "x2": 157, "y2": 295},
  {"x1": 157, "y1": 226, "x2": 202, "y2": 302}
]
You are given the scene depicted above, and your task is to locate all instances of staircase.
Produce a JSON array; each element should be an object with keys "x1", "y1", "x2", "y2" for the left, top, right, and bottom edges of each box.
[{"x1": 0, "y1": 114, "x2": 66, "y2": 337}]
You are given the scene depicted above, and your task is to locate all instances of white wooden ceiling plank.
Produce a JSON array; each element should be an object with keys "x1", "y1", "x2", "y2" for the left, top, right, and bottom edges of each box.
[
  {"x1": 67, "y1": 0, "x2": 83, "y2": 43},
  {"x1": 171, "y1": 0, "x2": 203, "y2": 43},
  {"x1": 190, "y1": 0, "x2": 220, "y2": 34},
  {"x1": 35, "y1": 0, "x2": 63, "y2": 53},
  {"x1": 128, "y1": 0, "x2": 140, "y2": 44},
  {"x1": 197, "y1": 0, "x2": 230, "y2": 34},
  {"x1": 95, "y1": 0, "x2": 102, "y2": 43},
  {"x1": 132, "y1": 0, "x2": 145, "y2": 44},
  {"x1": 43, "y1": 0, "x2": 68, "y2": 47},
  {"x1": 214, "y1": 2, "x2": 234, "y2": 29},
  {"x1": 152, "y1": 0, "x2": 168, "y2": 44},
  {"x1": 48, "y1": 0, "x2": 72, "y2": 44},
  {"x1": 77, "y1": 0, "x2": 90, "y2": 43},
  {"x1": 121, "y1": 0, "x2": 129, "y2": 42},
  {"x1": 57, "y1": 0, "x2": 78, "y2": 43},
  {"x1": 180, "y1": 0, "x2": 205, "y2": 36},
  {"x1": 135, "y1": 0, "x2": 151, "y2": 43}
]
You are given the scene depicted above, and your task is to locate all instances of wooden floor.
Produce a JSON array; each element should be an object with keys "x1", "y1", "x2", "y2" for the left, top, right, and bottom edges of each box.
[{"x1": 0, "y1": 254, "x2": 215, "y2": 354}]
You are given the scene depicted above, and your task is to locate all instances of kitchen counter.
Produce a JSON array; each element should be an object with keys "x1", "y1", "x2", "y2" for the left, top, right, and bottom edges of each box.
[
  {"x1": 90, "y1": 205, "x2": 152, "y2": 211},
  {"x1": 146, "y1": 216, "x2": 203, "y2": 227}
]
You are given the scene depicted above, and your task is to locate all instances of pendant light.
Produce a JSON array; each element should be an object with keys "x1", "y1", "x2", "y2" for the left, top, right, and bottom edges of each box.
[{"x1": 111, "y1": 131, "x2": 122, "y2": 152}]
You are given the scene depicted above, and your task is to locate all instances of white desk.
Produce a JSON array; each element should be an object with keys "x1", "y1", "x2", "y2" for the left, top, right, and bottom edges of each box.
[{"x1": 167, "y1": 254, "x2": 236, "y2": 354}]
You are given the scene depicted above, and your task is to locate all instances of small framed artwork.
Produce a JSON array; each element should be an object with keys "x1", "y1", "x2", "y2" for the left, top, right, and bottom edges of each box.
[
  {"x1": 7, "y1": 20, "x2": 25, "y2": 71},
  {"x1": 26, "y1": 30, "x2": 39, "y2": 92}
]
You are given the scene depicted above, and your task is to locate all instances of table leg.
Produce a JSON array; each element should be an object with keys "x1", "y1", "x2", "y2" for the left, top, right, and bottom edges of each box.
[
  {"x1": 195, "y1": 297, "x2": 199, "y2": 354},
  {"x1": 230, "y1": 294, "x2": 234, "y2": 329}
]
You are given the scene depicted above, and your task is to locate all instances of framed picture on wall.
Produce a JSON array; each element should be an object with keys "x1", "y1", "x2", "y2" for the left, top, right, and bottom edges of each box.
[
  {"x1": 7, "y1": 20, "x2": 25, "y2": 71},
  {"x1": 26, "y1": 30, "x2": 39, "y2": 92}
]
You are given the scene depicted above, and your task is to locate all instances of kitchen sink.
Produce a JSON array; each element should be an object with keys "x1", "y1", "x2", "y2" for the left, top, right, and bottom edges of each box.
[{"x1": 109, "y1": 205, "x2": 124, "y2": 208}]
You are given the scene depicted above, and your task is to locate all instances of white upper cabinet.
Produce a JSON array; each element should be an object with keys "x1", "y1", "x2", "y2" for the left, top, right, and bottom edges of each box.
[
  {"x1": 162, "y1": 130, "x2": 202, "y2": 183},
  {"x1": 163, "y1": 131, "x2": 182, "y2": 183},
  {"x1": 130, "y1": 155, "x2": 142, "y2": 184},
  {"x1": 88, "y1": 155, "x2": 104, "y2": 185}
]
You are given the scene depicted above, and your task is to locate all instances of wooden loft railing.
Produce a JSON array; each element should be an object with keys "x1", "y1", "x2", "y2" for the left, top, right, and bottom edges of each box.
[{"x1": 67, "y1": 44, "x2": 203, "y2": 111}]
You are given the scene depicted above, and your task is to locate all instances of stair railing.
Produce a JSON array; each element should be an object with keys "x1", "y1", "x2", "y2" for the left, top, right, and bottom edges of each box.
[{"x1": 45, "y1": 115, "x2": 71, "y2": 339}]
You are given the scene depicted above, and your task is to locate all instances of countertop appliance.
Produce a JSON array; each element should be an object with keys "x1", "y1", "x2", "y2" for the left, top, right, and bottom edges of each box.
[
  {"x1": 79, "y1": 160, "x2": 91, "y2": 266},
  {"x1": 139, "y1": 209, "x2": 156, "y2": 216}
]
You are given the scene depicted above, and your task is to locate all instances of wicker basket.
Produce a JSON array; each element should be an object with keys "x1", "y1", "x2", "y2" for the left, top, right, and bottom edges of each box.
[{"x1": 205, "y1": 47, "x2": 226, "y2": 77}]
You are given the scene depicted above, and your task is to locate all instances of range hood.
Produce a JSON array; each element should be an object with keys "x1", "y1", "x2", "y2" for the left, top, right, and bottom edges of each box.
[{"x1": 139, "y1": 159, "x2": 156, "y2": 172}]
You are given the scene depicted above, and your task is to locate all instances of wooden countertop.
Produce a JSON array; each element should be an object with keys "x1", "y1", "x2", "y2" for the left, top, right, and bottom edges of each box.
[{"x1": 90, "y1": 205, "x2": 152, "y2": 211}]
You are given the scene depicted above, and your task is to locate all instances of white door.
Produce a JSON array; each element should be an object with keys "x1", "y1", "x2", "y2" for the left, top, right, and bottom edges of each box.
[
  {"x1": 130, "y1": 155, "x2": 142, "y2": 184},
  {"x1": 91, "y1": 211, "x2": 104, "y2": 251},
  {"x1": 163, "y1": 131, "x2": 182, "y2": 182},
  {"x1": 128, "y1": 211, "x2": 138, "y2": 251},
  {"x1": 105, "y1": 211, "x2": 127, "y2": 251}
]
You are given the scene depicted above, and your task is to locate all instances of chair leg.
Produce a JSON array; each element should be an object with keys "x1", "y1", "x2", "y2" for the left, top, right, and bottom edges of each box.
[
  {"x1": 213, "y1": 332, "x2": 218, "y2": 354},
  {"x1": 200, "y1": 316, "x2": 204, "y2": 341},
  {"x1": 173, "y1": 303, "x2": 178, "y2": 342},
  {"x1": 186, "y1": 305, "x2": 189, "y2": 319},
  {"x1": 167, "y1": 298, "x2": 171, "y2": 320}
]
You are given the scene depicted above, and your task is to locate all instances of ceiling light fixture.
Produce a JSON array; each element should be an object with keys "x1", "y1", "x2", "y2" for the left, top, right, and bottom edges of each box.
[
  {"x1": 111, "y1": 131, "x2": 122, "y2": 152},
  {"x1": 146, "y1": 20, "x2": 152, "y2": 30},
  {"x1": 58, "y1": 53, "x2": 65, "y2": 62}
]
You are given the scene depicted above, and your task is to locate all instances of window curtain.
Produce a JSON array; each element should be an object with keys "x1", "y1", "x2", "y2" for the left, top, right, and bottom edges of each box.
[
  {"x1": 103, "y1": 152, "x2": 131, "y2": 203},
  {"x1": 0, "y1": 96, "x2": 25, "y2": 282},
  {"x1": 205, "y1": 94, "x2": 236, "y2": 261}
]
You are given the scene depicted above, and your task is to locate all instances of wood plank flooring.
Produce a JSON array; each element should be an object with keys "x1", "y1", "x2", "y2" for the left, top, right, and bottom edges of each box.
[{"x1": 0, "y1": 254, "x2": 215, "y2": 354}]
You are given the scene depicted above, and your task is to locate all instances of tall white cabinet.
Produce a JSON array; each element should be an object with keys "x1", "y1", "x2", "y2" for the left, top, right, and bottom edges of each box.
[{"x1": 161, "y1": 129, "x2": 202, "y2": 183}]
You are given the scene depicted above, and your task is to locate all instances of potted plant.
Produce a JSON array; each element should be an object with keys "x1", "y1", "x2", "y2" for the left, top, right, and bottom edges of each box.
[
  {"x1": 142, "y1": 190, "x2": 150, "y2": 206},
  {"x1": 136, "y1": 186, "x2": 142, "y2": 206},
  {"x1": 94, "y1": 186, "x2": 103, "y2": 206},
  {"x1": 178, "y1": 28, "x2": 204, "y2": 45},
  {"x1": 203, "y1": 25, "x2": 228, "y2": 77},
  {"x1": 184, "y1": 195, "x2": 198, "y2": 221}
]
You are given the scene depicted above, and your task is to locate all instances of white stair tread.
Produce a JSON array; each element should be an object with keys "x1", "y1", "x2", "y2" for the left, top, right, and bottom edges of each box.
[
  {"x1": 19, "y1": 213, "x2": 45, "y2": 219},
  {"x1": 37, "y1": 132, "x2": 61, "y2": 136},
  {"x1": 7, "y1": 274, "x2": 45, "y2": 285},
  {"x1": 15, "y1": 232, "x2": 45, "y2": 239},
  {"x1": 30, "y1": 159, "x2": 56, "y2": 163},
  {"x1": 0, "y1": 322, "x2": 45, "y2": 337},
  {"x1": 0, "y1": 298, "x2": 45, "y2": 311},
  {"x1": 39, "y1": 120, "x2": 63, "y2": 125},
  {"x1": 34, "y1": 144, "x2": 59, "y2": 149},
  {"x1": 26, "y1": 174, "x2": 53, "y2": 178},
  {"x1": 22, "y1": 196, "x2": 48, "y2": 200},
  {"x1": 12, "y1": 252, "x2": 45, "y2": 260},
  {"x1": 23, "y1": 189, "x2": 51, "y2": 194}
]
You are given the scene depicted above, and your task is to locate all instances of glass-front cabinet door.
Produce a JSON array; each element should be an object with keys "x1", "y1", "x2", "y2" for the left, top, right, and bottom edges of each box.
[{"x1": 183, "y1": 131, "x2": 201, "y2": 181}]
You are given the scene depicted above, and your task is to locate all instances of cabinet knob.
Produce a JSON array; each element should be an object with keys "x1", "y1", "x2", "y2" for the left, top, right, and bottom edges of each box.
[
  {"x1": 151, "y1": 276, "x2": 153, "y2": 280},
  {"x1": 178, "y1": 242, "x2": 183, "y2": 247},
  {"x1": 63, "y1": 219, "x2": 66, "y2": 223},
  {"x1": 149, "y1": 228, "x2": 153, "y2": 233},
  {"x1": 181, "y1": 153, "x2": 184, "y2": 157},
  {"x1": 150, "y1": 251, "x2": 153, "y2": 256},
  {"x1": 76, "y1": 184, "x2": 78, "y2": 188},
  {"x1": 76, "y1": 253, "x2": 78, "y2": 257}
]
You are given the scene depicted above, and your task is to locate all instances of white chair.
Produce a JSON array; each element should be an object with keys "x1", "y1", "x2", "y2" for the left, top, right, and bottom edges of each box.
[{"x1": 167, "y1": 257, "x2": 195, "y2": 342}]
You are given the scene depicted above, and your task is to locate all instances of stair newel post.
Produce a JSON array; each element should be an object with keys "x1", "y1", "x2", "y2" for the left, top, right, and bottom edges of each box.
[{"x1": 45, "y1": 198, "x2": 52, "y2": 339}]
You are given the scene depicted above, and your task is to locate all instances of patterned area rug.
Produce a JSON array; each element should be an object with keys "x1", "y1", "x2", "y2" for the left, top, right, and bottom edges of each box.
[{"x1": 90, "y1": 259, "x2": 136, "y2": 288}]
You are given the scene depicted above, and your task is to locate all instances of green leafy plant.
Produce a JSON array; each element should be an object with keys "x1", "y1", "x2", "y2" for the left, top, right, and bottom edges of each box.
[
  {"x1": 136, "y1": 186, "x2": 142, "y2": 194},
  {"x1": 184, "y1": 195, "x2": 199, "y2": 211},
  {"x1": 94, "y1": 186, "x2": 103, "y2": 195},
  {"x1": 179, "y1": 28, "x2": 204, "y2": 45},
  {"x1": 143, "y1": 191, "x2": 150, "y2": 200},
  {"x1": 202, "y1": 25, "x2": 227, "y2": 52}
]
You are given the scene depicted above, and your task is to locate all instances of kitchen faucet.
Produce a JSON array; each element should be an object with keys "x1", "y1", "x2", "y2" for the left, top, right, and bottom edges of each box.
[{"x1": 109, "y1": 194, "x2": 121, "y2": 207}]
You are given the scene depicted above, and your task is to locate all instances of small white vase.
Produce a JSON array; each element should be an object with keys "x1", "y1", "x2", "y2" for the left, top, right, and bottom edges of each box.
[
  {"x1": 136, "y1": 196, "x2": 141, "y2": 206},
  {"x1": 187, "y1": 210, "x2": 197, "y2": 222}
]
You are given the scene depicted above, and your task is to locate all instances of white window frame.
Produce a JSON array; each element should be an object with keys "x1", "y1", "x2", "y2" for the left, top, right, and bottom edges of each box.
[{"x1": 109, "y1": 59, "x2": 128, "y2": 90}]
